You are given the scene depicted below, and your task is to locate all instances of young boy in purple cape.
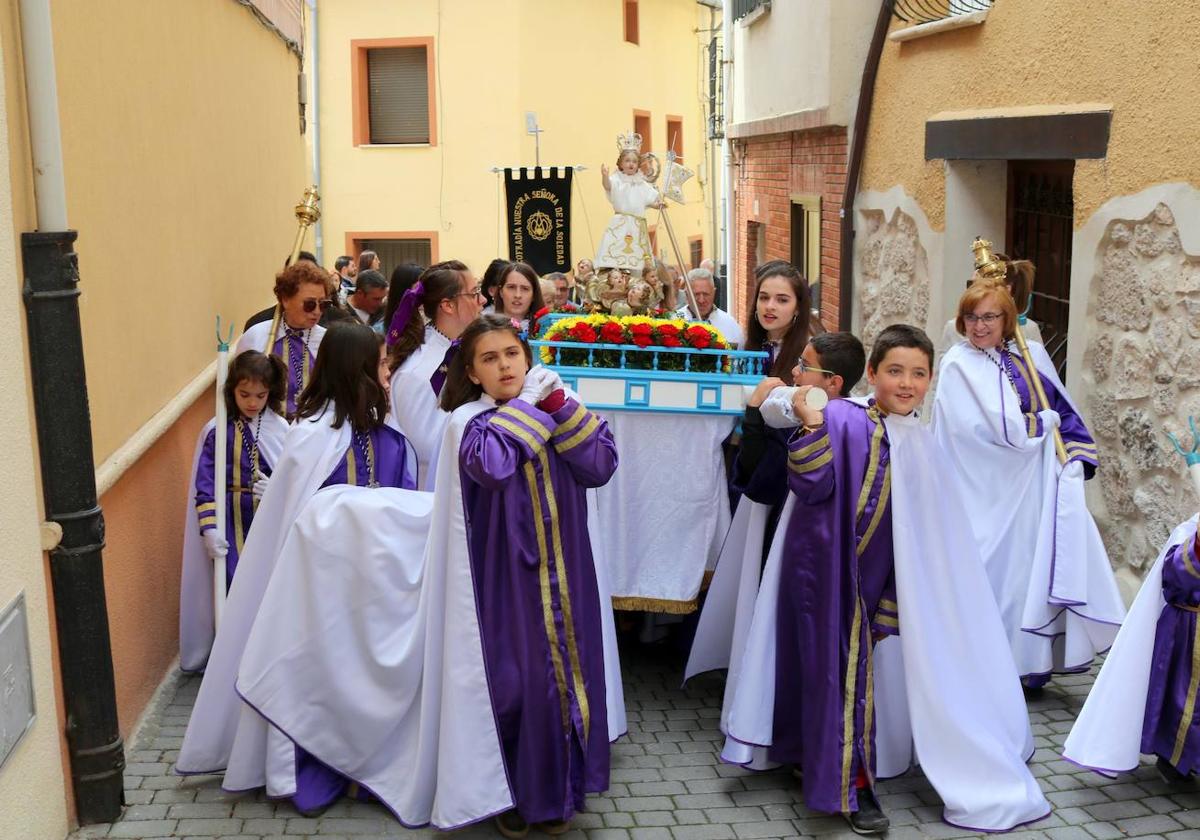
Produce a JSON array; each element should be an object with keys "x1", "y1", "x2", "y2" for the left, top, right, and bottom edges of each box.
[{"x1": 773, "y1": 326, "x2": 927, "y2": 833}]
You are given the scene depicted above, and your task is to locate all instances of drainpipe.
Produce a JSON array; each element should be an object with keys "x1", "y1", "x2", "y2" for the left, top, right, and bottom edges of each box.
[
  {"x1": 305, "y1": 0, "x2": 323, "y2": 264},
  {"x1": 721, "y1": 0, "x2": 735, "y2": 311},
  {"x1": 838, "y1": 0, "x2": 893, "y2": 331},
  {"x1": 18, "y1": 0, "x2": 125, "y2": 824}
]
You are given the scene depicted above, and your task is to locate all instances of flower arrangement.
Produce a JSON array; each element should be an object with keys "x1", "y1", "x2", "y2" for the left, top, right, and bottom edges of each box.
[{"x1": 537, "y1": 314, "x2": 732, "y2": 374}]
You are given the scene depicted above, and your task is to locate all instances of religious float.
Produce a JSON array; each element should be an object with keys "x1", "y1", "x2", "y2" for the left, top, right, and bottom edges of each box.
[{"x1": 521, "y1": 134, "x2": 768, "y2": 613}]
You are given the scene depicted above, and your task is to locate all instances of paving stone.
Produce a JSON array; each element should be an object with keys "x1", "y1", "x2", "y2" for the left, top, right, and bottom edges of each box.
[
  {"x1": 633, "y1": 811, "x2": 678, "y2": 827},
  {"x1": 106, "y1": 821, "x2": 177, "y2": 838},
  {"x1": 174, "y1": 819, "x2": 244, "y2": 835},
  {"x1": 669, "y1": 826, "x2": 735, "y2": 840},
  {"x1": 1114, "y1": 814, "x2": 1183, "y2": 835}
]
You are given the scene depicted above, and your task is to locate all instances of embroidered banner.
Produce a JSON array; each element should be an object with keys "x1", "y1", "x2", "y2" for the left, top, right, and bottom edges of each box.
[{"x1": 504, "y1": 167, "x2": 573, "y2": 275}]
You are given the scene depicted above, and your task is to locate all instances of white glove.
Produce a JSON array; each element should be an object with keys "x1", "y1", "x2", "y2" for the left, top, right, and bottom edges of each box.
[
  {"x1": 518, "y1": 367, "x2": 555, "y2": 404},
  {"x1": 202, "y1": 530, "x2": 228, "y2": 563},
  {"x1": 1038, "y1": 409, "x2": 1062, "y2": 432},
  {"x1": 252, "y1": 471, "x2": 269, "y2": 501},
  {"x1": 540, "y1": 368, "x2": 565, "y2": 397}
]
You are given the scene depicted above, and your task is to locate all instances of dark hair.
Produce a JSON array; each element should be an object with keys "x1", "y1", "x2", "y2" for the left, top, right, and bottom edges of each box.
[
  {"x1": 335, "y1": 255, "x2": 353, "y2": 272},
  {"x1": 387, "y1": 260, "x2": 471, "y2": 372},
  {"x1": 385, "y1": 263, "x2": 425, "y2": 327},
  {"x1": 439, "y1": 314, "x2": 533, "y2": 411},
  {"x1": 355, "y1": 269, "x2": 389, "y2": 293},
  {"x1": 273, "y1": 260, "x2": 330, "y2": 301},
  {"x1": 867, "y1": 324, "x2": 935, "y2": 372},
  {"x1": 494, "y1": 262, "x2": 545, "y2": 318},
  {"x1": 283, "y1": 250, "x2": 319, "y2": 269},
  {"x1": 224, "y1": 350, "x2": 286, "y2": 417},
  {"x1": 357, "y1": 250, "x2": 379, "y2": 274},
  {"x1": 481, "y1": 258, "x2": 511, "y2": 306},
  {"x1": 810, "y1": 332, "x2": 866, "y2": 397},
  {"x1": 744, "y1": 261, "x2": 812, "y2": 384},
  {"x1": 295, "y1": 322, "x2": 390, "y2": 431}
]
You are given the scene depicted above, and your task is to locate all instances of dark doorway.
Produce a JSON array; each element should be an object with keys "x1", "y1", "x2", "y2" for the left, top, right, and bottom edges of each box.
[{"x1": 1006, "y1": 160, "x2": 1074, "y2": 379}]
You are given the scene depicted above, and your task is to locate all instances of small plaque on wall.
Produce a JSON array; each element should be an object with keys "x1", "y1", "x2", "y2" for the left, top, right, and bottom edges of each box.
[{"x1": 0, "y1": 593, "x2": 36, "y2": 772}]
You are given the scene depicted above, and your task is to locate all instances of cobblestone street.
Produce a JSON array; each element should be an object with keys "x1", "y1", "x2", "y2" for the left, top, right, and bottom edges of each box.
[{"x1": 70, "y1": 646, "x2": 1200, "y2": 840}]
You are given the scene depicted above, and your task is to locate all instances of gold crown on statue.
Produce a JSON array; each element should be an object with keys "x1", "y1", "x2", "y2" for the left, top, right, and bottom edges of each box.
[
  {"x1": 616, "y1": 131, "x2": 643, "y2": 154},
  {"x1": 971, "y1": 237, "x2": 1008, "y2": 282}
]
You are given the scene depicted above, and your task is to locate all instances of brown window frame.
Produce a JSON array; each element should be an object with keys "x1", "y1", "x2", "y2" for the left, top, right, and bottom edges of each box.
[
  {"x1": 351, "y1": 37, "x2": 438, "y2": 148},
  {"x1": 666, "y1": 115, "x2": 684, "y2": 161},
  {"x1": 624, "y1": 0, "x2": 640, "y2": 45},
  {"x1": 633, "y1": 109, "x2": 652, "y2": 154}
]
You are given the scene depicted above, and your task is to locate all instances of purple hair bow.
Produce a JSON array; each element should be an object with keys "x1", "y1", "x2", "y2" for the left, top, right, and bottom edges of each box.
[{"x1": 386, "y1": 281, "x2": 426, "y2": 348}]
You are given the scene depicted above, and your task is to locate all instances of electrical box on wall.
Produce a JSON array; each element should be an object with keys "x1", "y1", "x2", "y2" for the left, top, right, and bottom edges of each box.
[{"x1": 0, "y1": 593, "x2": 36, "y2": 771}]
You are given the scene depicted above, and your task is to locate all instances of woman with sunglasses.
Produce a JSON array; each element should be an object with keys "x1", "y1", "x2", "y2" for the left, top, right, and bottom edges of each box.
[
  {"x1": 932, "y1": 268, "x2": 1123, "y2": 694},
  {"x1": 236, "y1": 260, "x2": 332, "y2": 420},
  {"x1": 385, "y1": 259, "x2": 484, "y2": 490}
]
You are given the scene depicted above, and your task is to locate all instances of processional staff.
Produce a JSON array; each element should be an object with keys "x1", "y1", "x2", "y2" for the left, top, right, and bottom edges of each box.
[
  {"x1": 290, "y1": 185, "x2": 321, "y2": 265},
  {"x1": 213, "y1": 317, "x2": 234, "y2": 627},
  {"x1": 972, "y1": 237, "x2": 1068, "y2": 465}
]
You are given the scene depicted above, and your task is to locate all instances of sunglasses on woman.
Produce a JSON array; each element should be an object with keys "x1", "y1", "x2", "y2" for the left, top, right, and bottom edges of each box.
[{"x1": 301, "y1": 298, "x2": 335, "y2": 313}]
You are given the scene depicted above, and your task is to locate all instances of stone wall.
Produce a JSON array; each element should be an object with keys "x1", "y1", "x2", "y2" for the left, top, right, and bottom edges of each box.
[{"x1": 1079, "y1": 191, "x2": 1200, "y2": 575}]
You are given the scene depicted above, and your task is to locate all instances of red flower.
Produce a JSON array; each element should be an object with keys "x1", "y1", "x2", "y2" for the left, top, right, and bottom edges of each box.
[
  {"x1": 685, "y1": 325, "x2": 712, "y2": 349},
  {"x1": 661, "y1": 335, "x2": 682, "y2": 348},
  {"x1": 629, "y1": 322, "x2": 653, "y2": 347},
  {"x1": 657, "y1": 323, "x2": 680, "y2": 339},
  {"x1": 568, "y1": 322, "x2": 598, "y2": 343},
  {"x1": 599, "y1": 321, "x2": 624, "y2": 343},
  {"x1": 533, "y1": 306, "x2": 550, "y2": 320}
]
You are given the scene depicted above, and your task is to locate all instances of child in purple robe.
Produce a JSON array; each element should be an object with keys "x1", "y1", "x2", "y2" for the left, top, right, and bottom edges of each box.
[
  {"x1": 1143, "y1": 525, "x2": 1200, "y2": 782},
  {"x1": 284, "y1": 323, "x2": 417, "y2": 814},
  {"x1": 774, "y1": 325, "x2": 933, "y2": 834},
  {"x1": 194, "y1": 351, "x2": 287, "y2": 587},
  {"x1": 182, "y1": 351, "x2": 289, "y2": 673},
  {"x1": 440, "y1": 314, "x2": 618, "y2": 839}
]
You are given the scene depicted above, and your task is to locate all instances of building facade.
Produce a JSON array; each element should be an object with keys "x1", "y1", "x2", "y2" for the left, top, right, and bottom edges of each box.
[
  {"x1": 0, "y1": 1, "x2": 309, "y2": 834},
  {"x1": 726, "y1": 0, "x2": 878, "y2": 329},
  {"x1": 853, "y1": 0, "x2": 1200, "y2": 595},
  {"x1": 309, "y1": 0, "x2": 720, "y2": 286}
]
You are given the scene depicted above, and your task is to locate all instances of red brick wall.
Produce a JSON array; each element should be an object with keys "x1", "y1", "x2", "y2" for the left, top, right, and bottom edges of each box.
[{"x1": 732, "y1": 127, "x2": 848, "y2": 331}]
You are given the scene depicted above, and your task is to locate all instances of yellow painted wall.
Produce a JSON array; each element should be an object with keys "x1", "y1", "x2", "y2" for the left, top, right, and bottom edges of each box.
[
  {"x1": 860, "y1": 0, "x2": 1200, "y2": 231},
  {"x1": 316, "y1": 0, "x2": 717, "y2": 279},
  {"x1": 0, "y1": 8, "x2": 69, "y2": 839},
  {"x1": 50, "y1": 0, "x2": 309, "y2": 463}
]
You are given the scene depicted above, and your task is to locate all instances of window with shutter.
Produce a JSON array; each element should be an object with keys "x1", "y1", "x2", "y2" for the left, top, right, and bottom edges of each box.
[
  {"x1": 368, "y1": 47, "x2": 429, "y2": 144},
  {"x1": 353, "y1": 236, "x2": 436, "y2": 277},
  {"x1": 352, "y1": 38, "x2": 437, "y2": 147},
  {"x1": 689, "y1": 237, "x2": 703, "y2": 269}
]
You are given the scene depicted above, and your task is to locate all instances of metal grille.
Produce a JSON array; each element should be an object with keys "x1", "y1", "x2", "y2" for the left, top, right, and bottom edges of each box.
[
  {"x1": 1006, "y1": 161, "x2": 1074, "y2": 380},
  {"x1": 733, "y1": 0, "x2": 770, "y2": 23},
  {"x1": 893, "y1": 0, "x2": 994, "y2": 25},
  {"x1": 359, "y1": 239, "x2": 432, "y2": 278}
]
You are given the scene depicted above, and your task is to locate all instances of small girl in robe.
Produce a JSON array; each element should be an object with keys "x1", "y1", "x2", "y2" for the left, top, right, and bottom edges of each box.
[
  {"x1": 439, "y1": 314, "x2": 619, "y2": 838},
  {"x1": 181, "y1": 350, "x2": 288, "y2": 673}
]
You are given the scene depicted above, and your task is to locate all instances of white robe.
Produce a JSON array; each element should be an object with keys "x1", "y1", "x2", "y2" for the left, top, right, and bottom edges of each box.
[
  {"x1": 718, "y1": 401, "x2": 1049, "y2": 830},
  {"x1": 235, "y1": 315, "x2": 327, "y2": 361},
  {"x1": 389, "y1": 325, "x2": 452, "y2": 491},
  {"x1": 932, "y1": 341, "x2": 1125, "y2": 679},
  {"x1": 179, "y1": 410, "x2": 289, "y2": 673},
  {"x1": 176, "y1": 410, "x2": 354, "y2": 794},
  {"x1": 1063, "y1": 515, "x2": 1200, "y2": 775}
]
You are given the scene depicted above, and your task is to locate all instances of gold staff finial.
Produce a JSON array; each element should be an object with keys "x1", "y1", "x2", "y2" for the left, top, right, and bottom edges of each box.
[
  {"x1": 289, "y1": 186, "x2": 321, "y2": 265},
  {"x1": 971, "y1": 237, "x2": 1007, "y2": 282}
]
